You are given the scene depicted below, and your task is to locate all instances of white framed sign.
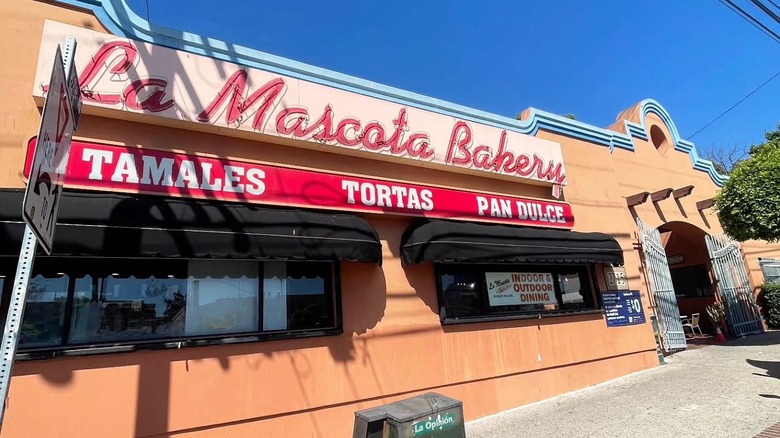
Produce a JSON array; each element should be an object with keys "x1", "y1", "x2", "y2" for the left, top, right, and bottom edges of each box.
[
  {"x1": 23, "y1": 44, "x2": 78, "y2": 254},
  {"x1": 485, "y1": 272, "x2": 556, "y2": 307}
]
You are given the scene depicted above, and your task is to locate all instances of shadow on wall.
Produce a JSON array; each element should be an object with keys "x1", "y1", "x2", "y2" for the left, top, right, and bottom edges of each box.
[
  {"x1": 403, "y1": 262, "x2": 439, "y2": 317},
  {"x1": 328, "y1": 262, "x2": 388, "y2": 362},
  {"x1": 11, "y1": 258, "x2": 388, "y2": 438}
]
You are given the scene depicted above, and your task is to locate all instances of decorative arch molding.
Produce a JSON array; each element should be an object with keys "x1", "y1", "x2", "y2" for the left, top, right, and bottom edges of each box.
[{"x1": 49, "y1": 0, "x2": 728, "y2": 187}]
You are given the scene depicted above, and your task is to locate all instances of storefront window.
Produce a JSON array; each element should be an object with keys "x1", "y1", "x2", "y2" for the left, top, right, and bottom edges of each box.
[
  {"x1": 7, "y1": 257, "x2": 338, "y2": 353},
  {"x1": 263, "y1": 262, "x2": 334, "y2": 331},
  {"x1": 69, "y1": 276, "x2": 101, "y2": 343},
  {"x1": 285, "y1": 262, "x2": 334, "y2": 330},
  {"x1": 69, "y1": 275, "x2": 187, "y2": 343},
  {"x1": 439, "y1": 272, "x2": 482, "y2": 318},
  {"x1": 436, "y1": 264, "x2": 596, "y2": 322},
  {"x1": 185, "y1": 260, "x2": 259, "y2": 336},
  {"x1": 19, "y1": 275, "x2": 68, "y2": 348}
]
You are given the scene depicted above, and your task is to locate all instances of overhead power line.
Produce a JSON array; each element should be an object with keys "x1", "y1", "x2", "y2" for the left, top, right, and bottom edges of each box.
[
  {"x1": 688, "y1": 1, "x2": 780, "y2": 139},
  {"x1": 750, "y1": 0, "x2": 780, "y2": 25},
  {"x1": 718, "y1": 0, "x2": 780, "y2": 43},
  {"x1": 688, "y1": 69, "x2": 780, "y2": 139}
]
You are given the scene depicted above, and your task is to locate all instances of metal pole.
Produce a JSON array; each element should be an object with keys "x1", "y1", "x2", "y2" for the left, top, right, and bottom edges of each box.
[
  {"x1": 0, "y1": 228, "x2": 38, "y2": 427},
  {"x1": 0, "y1": 36, "x2": 77, "y2": 432}
]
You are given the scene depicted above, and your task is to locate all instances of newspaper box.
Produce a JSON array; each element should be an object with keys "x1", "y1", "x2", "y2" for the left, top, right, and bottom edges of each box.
[{"x1": 352, "y1": 392, "x2": 464, "y2": 438}]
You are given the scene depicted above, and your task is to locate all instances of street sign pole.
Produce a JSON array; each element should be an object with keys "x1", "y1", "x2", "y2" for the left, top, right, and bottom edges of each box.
[{"x1": 0, "y1": 36, "x2": 79, "y2": 432}]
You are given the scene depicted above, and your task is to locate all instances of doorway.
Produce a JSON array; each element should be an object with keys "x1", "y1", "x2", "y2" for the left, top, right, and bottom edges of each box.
[
  {"x1": 659, "y1": 222, "x2": 718, "y2": 333},
  {"x1": 639, "y1": 219, "x2": 762, "y2": 347}
]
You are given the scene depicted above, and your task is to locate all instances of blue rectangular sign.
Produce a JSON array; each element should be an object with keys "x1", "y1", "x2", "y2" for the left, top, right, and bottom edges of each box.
[{"x1": 602, "y1": 290, "x2": 646, "y2": 327}]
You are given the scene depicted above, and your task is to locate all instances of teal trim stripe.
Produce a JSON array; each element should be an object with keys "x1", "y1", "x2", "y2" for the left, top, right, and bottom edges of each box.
[{"x1": 50, "y1": 0, "x2": 727, "y2": 187}]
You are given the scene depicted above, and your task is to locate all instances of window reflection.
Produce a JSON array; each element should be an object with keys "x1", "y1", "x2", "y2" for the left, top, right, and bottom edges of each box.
[
  {"x1": 1, "y1": 257, "x2": 338, "y2": 350},
  {"x1": 185, "y1": 260, "x2": 259, "y2": 336},
  {"x1": 263, "y1": 262, "x2": 333, "y2": 331},
  {"x1": 439, "y1": 273, "x2": 482, "y2": 318},
  {"x1": 69, "y1": 275, "x2": 186, "y2": 343},
  {"x1": 69, "y1": 276, "x2": 100, "y2": 343},
  {"x1": 559, "y1": 272, "x2": 585, "y2": 309},
  {"x1": 20, "y1": 275, "x2": 68, "y2": 347},
  {"x1": 286, "y1": 262, "x2": 331, "y2": 330}
]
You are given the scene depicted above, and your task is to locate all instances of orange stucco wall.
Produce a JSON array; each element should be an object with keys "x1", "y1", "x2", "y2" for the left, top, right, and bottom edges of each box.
[{"x1": 0, "y1": 1, "x2": 779, "y2": 437}]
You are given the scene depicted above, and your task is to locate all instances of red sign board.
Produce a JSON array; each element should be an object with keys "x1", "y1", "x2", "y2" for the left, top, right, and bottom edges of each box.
[{"x1": 25, "y1": 139, "x2": 575, "y2": 229}]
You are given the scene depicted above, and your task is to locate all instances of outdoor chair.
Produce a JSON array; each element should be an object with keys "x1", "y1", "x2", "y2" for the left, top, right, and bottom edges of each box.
[{"x1": 681, "y1": 313, "x2": 704, "y2": 337}]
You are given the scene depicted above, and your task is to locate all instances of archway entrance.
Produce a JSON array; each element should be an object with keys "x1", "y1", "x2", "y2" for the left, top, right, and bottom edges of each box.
[
  {"x1": 658, "y1": 222, "x2": 717, "y2": 334},
  {"x1": 638, "y1": 219, "x2": 763, "y2": 351}
]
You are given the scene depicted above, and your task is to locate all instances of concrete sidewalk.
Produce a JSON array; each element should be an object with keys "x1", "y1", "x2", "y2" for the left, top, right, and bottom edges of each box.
[{"x1": 466, "y1": 332, "x2": 780, "y2": 438}]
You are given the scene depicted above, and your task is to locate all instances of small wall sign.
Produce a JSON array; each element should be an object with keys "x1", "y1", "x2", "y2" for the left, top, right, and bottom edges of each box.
[
  {"x1": 603, "y1": 266, "x2": 629, "y2": 291},
  {"x1": 667, "y1": 255, "x2": 685, "y2": 265}
]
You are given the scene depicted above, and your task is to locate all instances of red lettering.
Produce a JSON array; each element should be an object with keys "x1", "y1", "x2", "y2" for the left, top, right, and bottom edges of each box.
[
  {"x1": 442, "y1": 120, "x2": 567, "y2": 185},
  {"x1": 473, "y1": 145, "x2": 492, "y2": 169},
  {"x1": 45, "y1": 41, "x2": 173, "y2": 112},
  {"x1": 405, "y1": 133, "x2": 434, "y2": 159},
  {"x1": 515, "y1": 155, "x2": 534, "y2": 177},
  {"x1": 197, "y1": 73, "x2": 286, "y2": 131},
  {"x1": 276, "y1": 106, "x2": 308, "y2": 136},
  {"x1": 362, "y1": 122, "x2": 387, "y2": 150},
  {"x1": 488, "y1": 131, "x2": 513, "y2": 171},
  {"x1": 445, "y1": 121, "x2": 472, "y2": 165},
  {"x1": 76, "y1": 41, "x2": 138, "y2": 106},
  {"x1": 387, "y1": 108, "x2": 409, "y2": 154},
  {"x1": 304, "y1": 105, "x2": 336, "y2": 142},
  {"x1": 537, "y1": 159, "x2": 568, "y2": 187},
  {"x1": 336, "y1": 118, "x2": 362, "y2": 146},
  {"x1": 68, "y1": 45, "x2": 569, "y2": 188},
  {"x1": 123, "y1": 78, "x2": 174, "y2": 112}
]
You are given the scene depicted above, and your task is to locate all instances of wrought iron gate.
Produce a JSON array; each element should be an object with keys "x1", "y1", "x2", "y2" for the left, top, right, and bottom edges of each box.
[
  {"x1": 705, "y1": 234, "x2": 763, "y2": 337},
  {"x1": 637, "y1": 219, "x2": 687, "y2": 351}
]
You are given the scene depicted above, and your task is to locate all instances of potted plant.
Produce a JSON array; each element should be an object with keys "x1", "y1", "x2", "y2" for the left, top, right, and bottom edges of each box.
[{"x1": 706, "y1": 302, "x2": 727, "y2": 342}]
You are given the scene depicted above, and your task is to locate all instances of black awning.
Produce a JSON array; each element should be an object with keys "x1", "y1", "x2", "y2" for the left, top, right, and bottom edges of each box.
[
  {"x1": 0, "y1": 190, "x2": 381, "y2": 263},
  {"x1": 400, "y1": 220, "x2": 623, "y2": 265}
]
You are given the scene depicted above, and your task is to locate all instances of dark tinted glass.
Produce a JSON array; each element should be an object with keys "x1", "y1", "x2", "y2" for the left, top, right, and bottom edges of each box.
[{"x1": 436, "y1": 264, "x2": 596, "y2": 321}]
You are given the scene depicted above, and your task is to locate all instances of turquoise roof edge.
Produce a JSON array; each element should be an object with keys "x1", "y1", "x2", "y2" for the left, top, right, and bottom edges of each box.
[{"x1": 53, "y1": 0, "x2": 728, "y2": 187}]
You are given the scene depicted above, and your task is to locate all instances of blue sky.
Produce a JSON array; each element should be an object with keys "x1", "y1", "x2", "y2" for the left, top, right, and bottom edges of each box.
[{"x1": 125, "y1": 0, "x2": 780, "y2": 155}]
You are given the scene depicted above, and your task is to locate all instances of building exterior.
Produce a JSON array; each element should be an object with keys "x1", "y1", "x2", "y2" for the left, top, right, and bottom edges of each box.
[{"x1": 0, "y1": 1, "x2": 777, "y2": 437}]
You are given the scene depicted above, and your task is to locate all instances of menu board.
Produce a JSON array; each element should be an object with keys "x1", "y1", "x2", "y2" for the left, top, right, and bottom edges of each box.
[{"x1": 602, "y1": 290, "x2": 646, "y2": 327}]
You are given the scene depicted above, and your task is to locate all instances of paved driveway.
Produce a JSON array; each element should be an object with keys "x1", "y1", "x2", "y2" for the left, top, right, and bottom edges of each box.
[{"x1": 466, "y1": 332, "x2": 780, "y2": 438}]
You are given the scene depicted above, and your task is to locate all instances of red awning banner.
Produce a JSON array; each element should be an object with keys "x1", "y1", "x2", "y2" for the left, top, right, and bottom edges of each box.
[{"x1": 25, "y1": 138, "x2": 574, "y2": 229}]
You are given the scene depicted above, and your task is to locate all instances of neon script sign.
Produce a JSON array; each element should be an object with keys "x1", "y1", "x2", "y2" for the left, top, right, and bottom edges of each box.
[{"x1": 35, "y1": 21, "x2": 568, "y2": 195}]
